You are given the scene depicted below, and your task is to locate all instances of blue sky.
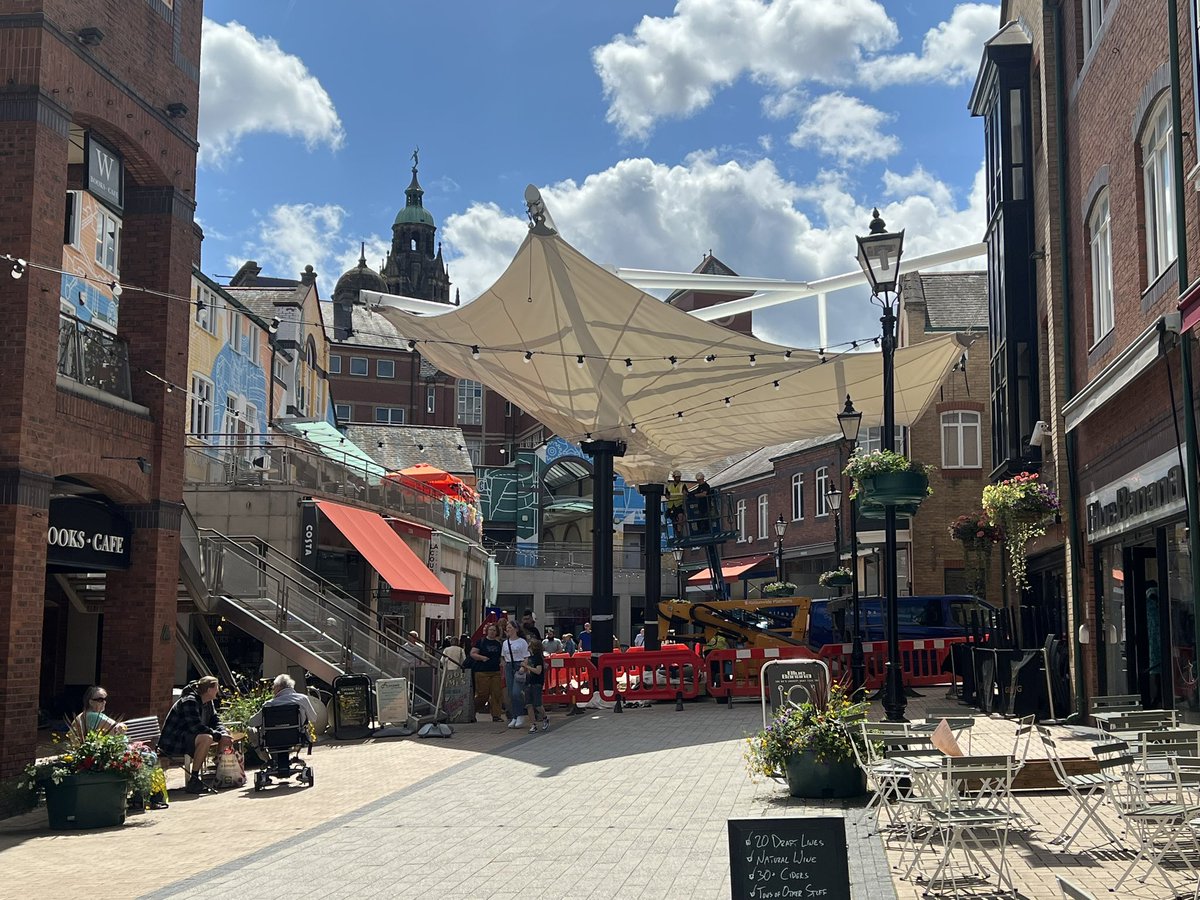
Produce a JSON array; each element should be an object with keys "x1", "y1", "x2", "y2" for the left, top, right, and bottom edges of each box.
[{"x1": 196, "y1": 1, "x2": 998, "y2": 348}]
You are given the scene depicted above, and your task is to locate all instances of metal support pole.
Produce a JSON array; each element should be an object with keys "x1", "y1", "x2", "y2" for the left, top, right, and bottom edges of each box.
[
  {"x1": 582, "y1": 439, "x2": 625, "y2": 673},
  {"x1": 850, "y1": 494, "x2": 865, "y2": 697},
  {"x1": 880, "y1": 304, "x2": 906, "y2": 721},
  {"x1": 776, "y1": 539, "x2": 784, "y2": 581},
  {"x1": 638, "y1": 482, "x2": 664, "y2": 651}
]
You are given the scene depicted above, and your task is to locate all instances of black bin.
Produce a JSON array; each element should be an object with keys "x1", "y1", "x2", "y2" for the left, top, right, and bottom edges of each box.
[{"x1": 331, "y1": 673, "x2": 373, "y2": 740}]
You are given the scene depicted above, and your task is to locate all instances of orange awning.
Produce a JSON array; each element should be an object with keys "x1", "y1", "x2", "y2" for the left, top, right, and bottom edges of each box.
[
  {"x1": 316, "y1": 500, "x2": 451, "y2": 605},
  {"x1": 686, "y1": 554, "x2": 772, "y2": 586}
]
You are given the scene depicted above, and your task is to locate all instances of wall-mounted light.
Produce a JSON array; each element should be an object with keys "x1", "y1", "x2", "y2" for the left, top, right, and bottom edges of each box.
[
  {"x1": 77, "y1": 27, "x2": 105, "y2": 46},
  {"x1": 102, "y1": 455, "x2": 152, "y2": 474}
]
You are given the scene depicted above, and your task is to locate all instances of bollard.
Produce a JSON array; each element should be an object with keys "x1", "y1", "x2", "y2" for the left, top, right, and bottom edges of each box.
[
  {"x1": 675, "y1": 691, "x2": 684, "y2": 711},
  {"x1": 565, "y1": 703, "x2": 582, "y2": 716},
  {"x1": 614, "y1": 694, "x2": 623, "y2": 713}
]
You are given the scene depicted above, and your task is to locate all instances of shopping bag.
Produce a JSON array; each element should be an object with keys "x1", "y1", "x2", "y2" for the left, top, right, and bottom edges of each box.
[{"x1": 214, "y1": 746, "x2": 246, "y2": 788}]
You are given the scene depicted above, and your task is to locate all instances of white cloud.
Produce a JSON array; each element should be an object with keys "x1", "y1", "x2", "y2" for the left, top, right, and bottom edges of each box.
[
  {"x1": 861, "y1": 3, "x2": 999, "y2": 87},
  {"x1": 438, "y1": 154, "x2": 984, "y2": 349},
  {"x1": 199, "y1": 19, "x2": 345, "y2": 167},
  {"x1": 593, "y1": 0, "x2": 898, "y2": 139},
  {"x1": 788, "y1": 93, "x2": 900, "y2": 164}
]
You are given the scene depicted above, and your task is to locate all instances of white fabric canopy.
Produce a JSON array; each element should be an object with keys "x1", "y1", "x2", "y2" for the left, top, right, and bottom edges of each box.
[{"x1": 376, "y1": 224, "x2": 968, "y2": 484}]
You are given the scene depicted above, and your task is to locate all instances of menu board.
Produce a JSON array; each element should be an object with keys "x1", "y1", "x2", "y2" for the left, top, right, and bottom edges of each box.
[
  {"x1": 760, "y1": 659, "x2": 830, "y2": 726},
  {"x1": 727, "y1": 817, "x2": 850, "y2": 900},
  {"x1": 375, "y1": 677, "x2": 409, "y2": 726}
]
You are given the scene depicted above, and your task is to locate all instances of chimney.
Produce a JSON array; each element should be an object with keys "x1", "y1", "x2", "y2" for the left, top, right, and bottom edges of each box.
[
  {"x1": 229, "y1": 260, "x2": 261, "y2": 286},
  {"x1": 300, "y1": 265, "x2": 317, "y2": 288},
  {"x1": 334, "y1": 298, "x2": 353, "y2": 342}
]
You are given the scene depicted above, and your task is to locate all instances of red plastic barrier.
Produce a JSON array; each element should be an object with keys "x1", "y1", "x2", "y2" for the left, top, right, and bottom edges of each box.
[
  {"x1": 705, "y1": 646, "x2": 819, "y2": 699},
  {"x1": 818, "y1": 637, "x2": 967, "y2": 689},
  {"x1": 596, "y1": 648, "x2": 704, "y2": 702},
  {"x1": 541, "y1": 653, "x2": 600, "y2": 706}
]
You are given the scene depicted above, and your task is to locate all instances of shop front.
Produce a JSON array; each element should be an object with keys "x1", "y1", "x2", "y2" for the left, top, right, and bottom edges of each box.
[{"x1": 1084, "y1": 446, "x2": 1197, "y2": 719}]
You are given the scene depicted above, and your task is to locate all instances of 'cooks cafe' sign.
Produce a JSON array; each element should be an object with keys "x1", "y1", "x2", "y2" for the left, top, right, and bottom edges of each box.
[
  {"x1": 1084, "y1": 445, "x2": 1186, "y2": 543},
  {"x1": 46, "y1": 498, "x2": 132, "y2": 571}
]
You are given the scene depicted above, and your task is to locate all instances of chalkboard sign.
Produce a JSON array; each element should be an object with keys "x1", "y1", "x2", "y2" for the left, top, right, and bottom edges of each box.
[
  {"x1": 728, "y1": 817, "x2": 850, "y2": 900},
  {"x1": 760, "y1": 659, "x2": 830, "y2": 726}
]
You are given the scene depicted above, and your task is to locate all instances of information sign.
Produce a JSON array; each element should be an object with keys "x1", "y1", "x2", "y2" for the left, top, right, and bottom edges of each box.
[{"x1": 727, "y1": 817, "x2": 850, "y2": 900}]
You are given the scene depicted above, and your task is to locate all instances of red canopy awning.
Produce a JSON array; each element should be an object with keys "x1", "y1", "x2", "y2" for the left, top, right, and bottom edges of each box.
[
  {"x1": 316, "y1": 500, "x2": 451, "y2": 604},
  {"x1": 686, "y1": 554, "x2": 773, "y2": 586}
]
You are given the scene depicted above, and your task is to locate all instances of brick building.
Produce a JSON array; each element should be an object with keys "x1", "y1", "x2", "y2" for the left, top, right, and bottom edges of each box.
[
  {"x1": 974, "y1": 2, "x2": 1200, "y2": 718},
  {"x1": 0, "y1": 0, "x2": 203, "y2": 778}
]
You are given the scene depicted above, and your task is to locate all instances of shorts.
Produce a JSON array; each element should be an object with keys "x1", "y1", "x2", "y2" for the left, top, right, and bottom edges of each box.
[{"x1": 525, "y1": 684, "x2": 543, "y2": 708}]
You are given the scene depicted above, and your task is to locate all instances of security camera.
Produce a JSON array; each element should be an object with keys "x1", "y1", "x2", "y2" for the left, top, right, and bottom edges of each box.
[{"x1": 1029, "y1": 420, "x2": 1050, "y2": 448}]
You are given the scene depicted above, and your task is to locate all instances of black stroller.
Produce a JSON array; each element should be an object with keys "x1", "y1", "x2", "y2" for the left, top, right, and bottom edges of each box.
[{"x1": 253, "y1": 703, "x2": 314, "y2": 791}]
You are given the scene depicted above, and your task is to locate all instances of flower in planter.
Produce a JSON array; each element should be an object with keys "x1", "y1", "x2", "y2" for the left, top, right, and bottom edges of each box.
[
  {"x1": 817, "y1": 567, "x2": 853, "y2": 587},
  {"x1": 982, "y1": 472, "x2": 1060, "y2": 591},
  {"x1": 761, "y1": 581, "x2": 797, "y2": 596},
  {"x1": 19, "y1": 726, "x2": 147, "y2": 793},
  {"x1": 744, "y1": 682, "x2": 868, "y2": 779},
  {"x1": 842, "y1": 449, "x2": 933, "y2": 499}
]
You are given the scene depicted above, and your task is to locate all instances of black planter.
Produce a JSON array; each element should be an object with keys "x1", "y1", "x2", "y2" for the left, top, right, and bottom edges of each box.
[
  {"x1": 784, "y1": 751, "x2": 866, "y2": 798},
  {"x1": 820, "y1": 573, "x2": 852, "y2": 587},
  {"x1": 859, "y1": 471, "x2": 928, "y2": 506}
]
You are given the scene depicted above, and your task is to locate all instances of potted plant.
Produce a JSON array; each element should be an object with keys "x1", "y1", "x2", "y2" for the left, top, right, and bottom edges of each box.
[
  {"x1": 762, "y1": 581, "x2": 797, "y2": 598},
  {"x1": 818, "y1": 567, "x2": 853, "y2": 588},
  {"x1": 981, "y1": 472, "x2": 1060, "y2": 590},
  {"x1": 843, "y1": 449, "x2": 932, "y2": 508},
  {"x1": 744, "y1": 681, "x2": 868, "y2": 798},
  {"x1": 20, "y1": 727, "x2": 150, "y2": 829},
  {"x1": 949, "y1": 510, "x2": 1003, "y2": 596}
]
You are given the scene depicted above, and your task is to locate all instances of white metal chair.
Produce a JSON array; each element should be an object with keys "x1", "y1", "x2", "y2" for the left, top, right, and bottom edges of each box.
[
  {"x1": 1056, "y1": 875, "x2": 1097, "y2": 900},
  {"x1": 1037, "y1": 729, "x2": 1123, "y2": 851},
  {"x1": 1109, "y1": 750, "x2": 1200, "y2": 894}
]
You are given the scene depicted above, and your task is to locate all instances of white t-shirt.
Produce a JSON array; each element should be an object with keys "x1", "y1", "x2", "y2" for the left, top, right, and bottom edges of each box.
[{"x1": 501, "y1": 636, "x2": 529, "y2": 664}]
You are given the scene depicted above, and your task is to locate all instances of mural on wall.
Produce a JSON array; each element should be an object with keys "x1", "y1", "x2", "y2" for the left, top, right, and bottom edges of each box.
[
  {"x1": 544, "y1": 436, "x2": 646, "y2": 525},
  {"x1": 60, "y1": 191, "x2": 121, "y2": 331}
]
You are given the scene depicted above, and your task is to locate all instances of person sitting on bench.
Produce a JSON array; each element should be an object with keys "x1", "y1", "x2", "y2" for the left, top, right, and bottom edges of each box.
[
  {"x1": 248, "y1": 674, "x2": 315, "y2": 773},
  {"x1": 158, "y1": 676, "x2": 232, "y2": 794}
]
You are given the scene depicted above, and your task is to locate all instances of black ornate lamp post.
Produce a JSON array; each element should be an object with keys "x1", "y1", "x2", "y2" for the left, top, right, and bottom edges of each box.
[
  {"x1": 671, "y1": 546, "x2": 685, "y2": 601},
  {"x1": 836, "y1": 394, "x2": 864, "y2": 695},
  {"x1": 773, "y1": 514, "x2": 787, "y2": 582},
  {"x1": 856, "y1": 209, "x2": 906, "y2": 721}
]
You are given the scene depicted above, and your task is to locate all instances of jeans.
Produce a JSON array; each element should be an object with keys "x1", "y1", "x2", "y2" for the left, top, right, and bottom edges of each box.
[
  {"x1": 505, "y1": 661, "x2": 526, "y2": 716},
  {"x1": 473, "y1": 670, "x2": 505, "y2": 719}
]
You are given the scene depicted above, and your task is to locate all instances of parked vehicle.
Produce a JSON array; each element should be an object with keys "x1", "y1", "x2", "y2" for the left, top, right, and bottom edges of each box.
[{"x1": 806, "y1": 594, "x2": 997, "y2": 649}]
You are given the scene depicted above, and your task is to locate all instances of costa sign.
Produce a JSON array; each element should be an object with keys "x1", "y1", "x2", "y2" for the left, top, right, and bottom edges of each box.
[{"x1": 46, "y1": 497, "x2": 131, "y2": 571}]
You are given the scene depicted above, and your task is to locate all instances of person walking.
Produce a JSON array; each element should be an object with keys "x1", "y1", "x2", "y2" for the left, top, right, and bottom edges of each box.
[
  {"x1": 471, "y1": 623, "x2": 505, "y2": 722},
  {"x1": 634, "y1": 627, "x2": 645, "y2": 647},
  {"x1": 501, "y1": 621, "x2": 530, "y2": 728},
  {"x1": 522, "y1": 638, "x2": 549, "y2": 733},
  {"x1": 579, "y1": 622, "x2": 593, "y2": 652}
]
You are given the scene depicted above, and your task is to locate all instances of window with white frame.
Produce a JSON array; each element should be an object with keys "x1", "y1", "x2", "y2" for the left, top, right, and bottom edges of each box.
[
  {"x1": 377, "y1": 359, "x2": 395, "y2": 379},
  {"x1": 349, "y1": 357, "x2": 368, "y2": 376},
  {"x1": 465, "y1": 438, "x2": 483, "y2": 466},
  {"x1": 1089, "y1": 191, "x2": 1114, "y2": 343},
  {"x1": 94, "y1": 208, "x2": 121, "y2": 276},
  {"x1": 329, "y1": 355, "x2": 342, "y2": 375},
  {"x1": 195, "y1": 284, "x2": 220, "y2": 336},
  {"x1": 457, "y1": 379, "x2": 483, "y2": 425},
  {"x1": 1142, "y1": 95, "x2": 1177, "y2": 282},
  {"x1": 223, "y1": 393, "x2": 240, "y2": 444},
  {"x1": 1083, "y1": 0, "x2": 1106, "y2": 55},
  {"x1": 736, "y1": 499, "x2": 748, "y2": 541},
  {"x1": 426, "y1": 384, "x2": 436, "y2": 414},
  {"x1": 791, "y1": 473, "x2": 805, "y2": 520},
  {"x1": 227, "y1": 308, "x2": 245, "y2": 354},
  {"x1": 240, "y1": 402, "x2": 258, "y2": 459},
  {"x1": 246, "y1": 328, "x2": 260, "y2": 365},
  {"x1": 374, "y1": 406, "x2": 405, "y2": 424},
  {"x1": 857, "y1": 426, "x2": 906, "y2": 456},
  {"x1": 64, "y1": 191, "x2": 81, "y2": 248},
  {"x1": 941, "y1": 411, "x2": 982, "y2": 469},
  {"x1": 189, "y1": 374, "x2": 214, "y2": 440},
  {"x1": 334, "y1": 403, "x2": 351, "y2": 422},
  {"x1": 757, "y1": 494, "x2": 769, "y2": 540},
  {"x1": 815, "y1": 467, "x2": 830, "y2": 516}
]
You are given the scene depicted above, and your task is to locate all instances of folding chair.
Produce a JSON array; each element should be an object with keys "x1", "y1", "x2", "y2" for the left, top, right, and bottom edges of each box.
[
  {"x1": 1056, "y1": 876, "x2": 1097, "y2": 900},
  {"x1": 1089, "y1": 694, "x2": 1142, "y2": 714},
  {"x1": 1110, "y1": 751, "x2": 1200, "y2": 895},
  {"x1": 1036, "y1": 730, "x2": 1123, "y2": 851},
  {"x1": 904, "y1": 755, "x2": 1017, "y2": 896},
  {"x1": 859, "y1": 723, "x2": 918, "y2": 832},
  {"x1": 1100, "y1": 709, "x2": 1179, "y2": 735}
]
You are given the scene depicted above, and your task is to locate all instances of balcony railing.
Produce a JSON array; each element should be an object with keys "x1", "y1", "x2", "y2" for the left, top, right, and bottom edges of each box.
[
  {"x1": 58, "y1": 313, "x2": 132, "y2": 400},
  {"x1": 488, "y1": 541, "x2": 647, "y2": 570}
]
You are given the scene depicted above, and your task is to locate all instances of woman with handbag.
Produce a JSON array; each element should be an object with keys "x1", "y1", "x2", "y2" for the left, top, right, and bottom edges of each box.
[{"x1": 500, "y1": 621, "x2": 530, "y2": 729}]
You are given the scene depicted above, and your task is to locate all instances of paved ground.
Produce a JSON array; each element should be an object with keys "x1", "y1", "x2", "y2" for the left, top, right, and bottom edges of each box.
[{"x1": 1, "y1": 693, "x2": 1196, "y2": 900}]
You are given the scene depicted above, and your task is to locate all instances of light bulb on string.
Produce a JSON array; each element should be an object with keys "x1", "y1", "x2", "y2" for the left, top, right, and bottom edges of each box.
[
  {"x1": 629, "y1": 423, "x2": 637, "y2": 434},
  {"x1": 624, "y1": 358, "x2": 633, "y2": 371},
  {"x1": 471, "y1": 345, "x2": 480, "y2": 360},
  {"x1": 676, "y1": 411, "x2": 684, "y2": 419},
  {"x1": 576, "y1": 354, "x2": 585, "y2": 368},
  {"x1": 784, "y1": 350, "x2": 792, "y2": 360},
  {"x1": 524, "y1": 351, "x2": 533, "y2": 363},
  {"x1": 110, "y1": 282, "x2": 123, "y2": 297},
  {"x1": 705, "y1": 354, "x2": 716, "y2": 363},
  {"x1": 407, "y1": 340, "x2": 416, "y2": 351},
  {"x1": 723, "y1": 397, "x2": 731, "y2": 407},
  {"x1": 773, "y1": 380, "x2": 780, "y2": 391},
  {"x1": 748, "y1": 354, "x2": 756, "y2": 367},
  {"x1": 668, "y1": 356, "x2": 678, "y2": 368},
  {"x1": 9, "y1": 257, "x2": 26, "y2": 279}
]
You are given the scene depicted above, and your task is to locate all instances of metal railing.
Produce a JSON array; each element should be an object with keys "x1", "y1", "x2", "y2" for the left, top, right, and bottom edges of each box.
[
  {"x1": 184, "y1": 438, "x2": 483, "y2": 545},
  {"x1": 488, "y1": 542, "x2": 647, "y2": 570},
  {"x1": 57, "y1": 313, "x2": 132, "y2": 400}
]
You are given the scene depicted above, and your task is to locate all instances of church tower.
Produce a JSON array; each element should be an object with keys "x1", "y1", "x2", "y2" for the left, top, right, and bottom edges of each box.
[{"x1": 382, "y1": 150, "x2": 451, "y2": 303}]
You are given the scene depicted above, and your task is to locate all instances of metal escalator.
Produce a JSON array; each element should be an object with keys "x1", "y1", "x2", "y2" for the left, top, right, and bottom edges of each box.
[{"x1": 196, "y1": 528, "x2": 448, "y2": 717}]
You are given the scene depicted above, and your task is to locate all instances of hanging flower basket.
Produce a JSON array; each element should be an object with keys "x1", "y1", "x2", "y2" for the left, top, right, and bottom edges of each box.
[
  {"x1": 981, "y1": 473, "x2": 1060, "y2": 591},
  {"x1": 844, "y1": 450, "x2": 932, "y2": 509},
  {"x1": 762, "y1": 581, "x2": 797, "y2": 598},
  {"x1": 818, "y1": 568, "x2": 852, "y2": 588}
]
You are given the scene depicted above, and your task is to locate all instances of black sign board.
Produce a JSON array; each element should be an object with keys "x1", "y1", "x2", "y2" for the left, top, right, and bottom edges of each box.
[
  {"x1": 46, "y1": 497, "x2": 132, "y2": 572},
  {"x1": 84, "y1": 133, "x2": 123, "y2": 211},
  {"x1": 299, "y1": 501, "x2": 318, "y2": 568},
  {"x1": 728, "y1": 817, "x2": 850, "y2": 900},
  {"x1": 760, "y1": 659, "x2": 829, "y2": 726},
  {"x1": 331, "y1": 673, "x2": 373, "y2": 740}
]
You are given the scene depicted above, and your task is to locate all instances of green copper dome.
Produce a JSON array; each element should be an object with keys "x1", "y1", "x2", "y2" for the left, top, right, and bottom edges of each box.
[{"x1": 394, "y1": 161, "x2": 435, "y2": 227}]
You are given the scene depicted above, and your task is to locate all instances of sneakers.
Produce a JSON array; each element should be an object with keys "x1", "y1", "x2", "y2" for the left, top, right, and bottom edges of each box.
[
  {"x1": 513, "y1": 716, "x2": 526, "y2": 727},
  {"x1": 540, "y1": 719, "x2": 550, "y2": 731},
  {"x1": 528, "y1": 724, "x2": 538, "y2": 734},
  {"x1": 506, "y1": 718, "x2": 518, "y2": 728},
  {"x1": 185, "y1": 775, "x2": 216, "y2": 795}
]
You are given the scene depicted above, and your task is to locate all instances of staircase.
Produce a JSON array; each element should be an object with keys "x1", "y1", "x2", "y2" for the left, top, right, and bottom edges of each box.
[{"x1": 193, "y1": 528, "x2": 446, "y2": 716}]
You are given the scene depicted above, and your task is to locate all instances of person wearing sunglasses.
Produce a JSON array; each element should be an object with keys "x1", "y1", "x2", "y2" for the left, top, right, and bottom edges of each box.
[{"x1": 74, "y1": 685, "x2": 127, "y2": 734}]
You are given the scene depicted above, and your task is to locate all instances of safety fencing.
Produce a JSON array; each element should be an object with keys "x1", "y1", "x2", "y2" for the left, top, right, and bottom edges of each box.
[
  {"x1": 818, "y1": 637, "x2": 966, "y2": 690},
  {"x1": 595, "y1": 648, "x2": 705, "y2": 702},
  {"x1": 542, "y1": 654, "x2": 600, "y2": 706},
  {"x1": 705, "y1": 646, "x2": 819, "y2": 700}
]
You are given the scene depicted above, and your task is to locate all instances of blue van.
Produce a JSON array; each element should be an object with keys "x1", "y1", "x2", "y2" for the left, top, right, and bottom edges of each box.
[{"x1": 806, "y1": 594, "x2": 997, "y2": 649}]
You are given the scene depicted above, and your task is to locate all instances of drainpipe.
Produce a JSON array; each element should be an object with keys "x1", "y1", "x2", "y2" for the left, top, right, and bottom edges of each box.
[
  {"x1": 1051, "y1": 0, "x2": 1087, "y2": 720},
  {"x1": 1167, "y1": 0, "x2": 1200, "y2": 709}
]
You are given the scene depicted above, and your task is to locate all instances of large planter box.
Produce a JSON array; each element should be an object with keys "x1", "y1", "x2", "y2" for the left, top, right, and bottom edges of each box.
[
  {"x1": 859, "y1": 471, "x2": 928, "y2": 508},
  {"x1": 44, "y1": 771, "x2": 128, "y2": 829},
  {"x1": 784, "y1": 751, "x2": 866, "y2": 799},
  {"x1": 819, "y1": 573, "x2": 852, "y2": 587},
  {"x1": 763, "y1": 588, "x2": 796, "y2": 598}
]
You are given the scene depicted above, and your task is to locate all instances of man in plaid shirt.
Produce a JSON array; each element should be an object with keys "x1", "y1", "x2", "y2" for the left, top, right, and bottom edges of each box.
[{"x1": 159, "y1": 675, "x2": 231, "y2": 794}]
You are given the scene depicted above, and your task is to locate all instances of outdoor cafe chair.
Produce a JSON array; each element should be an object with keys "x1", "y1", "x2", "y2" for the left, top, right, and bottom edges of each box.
[
  {"x1": 1089, "y1": 694, "x2": 1143, "y2": 716},
  {"x1": 1056, "y1": 875, "x2": 1098, "y2": 900},
  {"x1": 1108, "y1": 751, "x2": 1200, "y2": 895},
  {"x1": 869, "y1": 733, "x2": 938, "y2": 834},
  {"x1": 859, "y1": 723, "x2": 918, "y2": 829},
  {"x1": 1099, "y1": 709, "x2": 1179, "y2": 736},
  {"x1": 1036, "y1": 729, "x2": 1123, "y2": 852},
  {"x1": 902, "y1": 755, "x2": 1018, "y2": 897}
]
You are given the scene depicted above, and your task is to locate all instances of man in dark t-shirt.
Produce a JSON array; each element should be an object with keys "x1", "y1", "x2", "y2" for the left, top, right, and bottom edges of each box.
[{"x1": 470, "y1": 623, "x2": 505, "y2": 722}]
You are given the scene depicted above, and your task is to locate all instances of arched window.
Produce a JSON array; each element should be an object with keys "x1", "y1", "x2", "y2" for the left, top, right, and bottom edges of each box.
[
  {"x1": 791, "y1": 473, "x2": 805, "y2": 521},
  {"x1": 1142, "y1": 95, "x2": 1177, "y2": 282},
  {"x1": 757, "y1": 494, "x2": 769, "y2": 540},
  {"x1": 941, "y1": 411, "x2": 982, "y2": 469},
  {"x1": 815, "y1": 467, "x2": 830, "y2": 516},
  {"x1": 1088, "y1": 190, "x2": 1113, "y2": 343}
]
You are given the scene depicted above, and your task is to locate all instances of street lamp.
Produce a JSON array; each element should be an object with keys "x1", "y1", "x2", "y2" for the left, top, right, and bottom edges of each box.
[
  {"x1": 835, "y1": 395, "x2": 865, "y2": 696},
  {"x1": 773, "y1": 514, "x2": 787, "y2": 582},
  {"x1": 825, "y1": 483, "x2": 845, "y2": 640},
  {"x1": 671, "y1": 546, "x2": 685, "y2": 601},
  {"x1": 857, "y1": 209, "x2": 906, "y2": 721}
]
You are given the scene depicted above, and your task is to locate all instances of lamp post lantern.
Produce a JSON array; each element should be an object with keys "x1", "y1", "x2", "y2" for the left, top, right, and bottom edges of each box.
[
  {"x1": 671, "y1": 547, "x2": 685, "y2": 602},
  {"x1": 835, "y1": 393, "x2": 865, "y2": 696},
  {"x1": 773, "y1": 514, "x2": 787, "y2": 582},
  {"x1": 856, "y1": 210, "x2": 907, "y2": 721}
]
